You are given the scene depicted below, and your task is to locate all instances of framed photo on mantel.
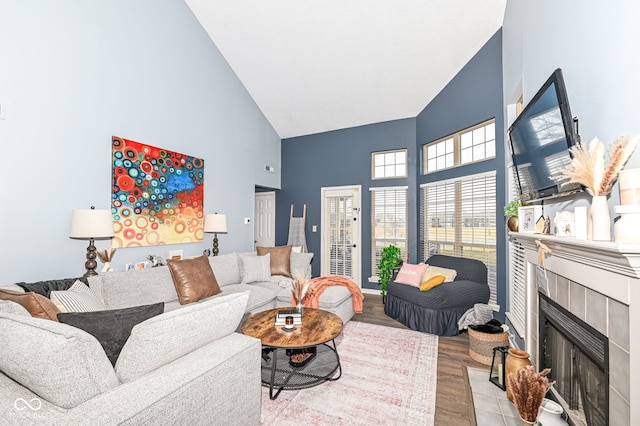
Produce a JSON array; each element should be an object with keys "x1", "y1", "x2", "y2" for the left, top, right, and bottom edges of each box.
[{"x1": 518, "y1": 206, "x2": 543, "y2": 234}]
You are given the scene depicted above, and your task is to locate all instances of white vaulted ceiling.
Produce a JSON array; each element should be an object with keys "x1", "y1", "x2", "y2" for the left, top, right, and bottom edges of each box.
[{"x1": 185, "y1": 0, "x2": 506, "y2": 139}]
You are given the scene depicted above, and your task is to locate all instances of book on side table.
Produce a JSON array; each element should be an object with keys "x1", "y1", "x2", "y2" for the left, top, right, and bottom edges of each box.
[{"x1": 274, "y1": 308, "x2": 302, "y2": 326}]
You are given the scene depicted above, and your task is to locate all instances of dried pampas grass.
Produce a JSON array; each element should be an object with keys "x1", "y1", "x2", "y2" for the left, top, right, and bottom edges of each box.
[
  {"x1": 96, "y1": 248, "x2": 116, "y2": 263},
  {"x1": 291, "y1": 269, "x2": 312, "y2": 304},
  {"x1": 508, "y1": 365, "x2": 555, "y2": 422},
  {"x1": 563, "y1": 135, "x2": 640, "y2": 196}
]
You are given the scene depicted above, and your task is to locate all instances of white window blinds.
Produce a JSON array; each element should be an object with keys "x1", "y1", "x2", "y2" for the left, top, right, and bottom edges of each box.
[
  {"x1": 370, "y1": 186, "x2": 408, "y2": 277},
  {"x1": 420, "y1": 171, "x2": 497, "y2": 305},
  {"x1": 322, "y1": 193, "x2": 354, "y2": 277},
  {"x1": 507, "y1": 165, "x2": 526, "y2": 337}
]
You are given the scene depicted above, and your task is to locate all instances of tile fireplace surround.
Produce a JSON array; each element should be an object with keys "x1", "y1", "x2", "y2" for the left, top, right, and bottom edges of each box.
[{"x1": 511, "y1": 233, "x2": 637, "y2": 426}]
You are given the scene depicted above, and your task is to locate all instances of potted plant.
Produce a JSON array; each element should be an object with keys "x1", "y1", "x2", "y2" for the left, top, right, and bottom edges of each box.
[
  {"x1": 504, "y1": 200, "x2": 521, "y2": 232},
  {"x1": 377, "y1": 245, "x2": 402, "y2": 302}
]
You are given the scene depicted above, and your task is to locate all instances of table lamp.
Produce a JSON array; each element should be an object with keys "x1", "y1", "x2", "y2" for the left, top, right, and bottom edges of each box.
[
  {"x1": 70, "y1": 206, "x2": 115, "y2": 276},
  {"x1": 203, "y1": 213, "x2": 227, "y2": 256}
]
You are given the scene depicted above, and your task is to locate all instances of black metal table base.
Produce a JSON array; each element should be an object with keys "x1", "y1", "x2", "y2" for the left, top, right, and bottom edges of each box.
[{"x1": 262, "y1": 340, "x2": 341, "y2": 400}]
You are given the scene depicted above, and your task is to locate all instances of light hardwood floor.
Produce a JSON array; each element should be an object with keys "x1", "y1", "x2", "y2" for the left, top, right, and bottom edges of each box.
[{"x1": 351, "y1": 293, "x2": 487, "y2": 425}]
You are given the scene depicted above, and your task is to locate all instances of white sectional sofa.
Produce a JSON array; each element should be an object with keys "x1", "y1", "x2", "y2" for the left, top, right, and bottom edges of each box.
[{"x1": 0, "y1": 250, "x2": 355, "y2": 425}]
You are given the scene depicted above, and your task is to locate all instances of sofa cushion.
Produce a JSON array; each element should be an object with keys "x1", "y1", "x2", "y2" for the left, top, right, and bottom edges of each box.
[
  {"x1": 15, "y1": 277, "x2": 86, "y2": 298},
  {"x1": 240, "y1": 253, "x2": 271, "y2": 284},
  {"x1": 396, "y1": 263, "x2": 429, "y2": 287},
  {"x1": 166, "y1": 255, "x2": 222, "y2": 305},
  {"x1": 257, "y1": 245, "x2": 292, "y2": 277},
  {"x1": 57, "y1": 302, "x2": 164, "y2": 366},
  {"x1": 50, "y1": 280, "x2": 106, "y2": 312},
  {"x1": 0, "y1": 311, "x2": 119, "y2": 409},
  {"x1": 90, "y1": 267, "x2": 178, "y2": 310},
  {"x1": 115, "y1": 292, "x2": 249, "y2": 383},
  {"x1": 0, "y1": 289, "x2": 60, "y2": 321},
  {"x1": 208, "y1": 252, "x2": 241, "y2": 286},
  {"x1": 216, "y1": 284, "x2": 276, "y2": 312},
  {"x1": 0, "y1": 300, "x2": 30, "y2": 316}
]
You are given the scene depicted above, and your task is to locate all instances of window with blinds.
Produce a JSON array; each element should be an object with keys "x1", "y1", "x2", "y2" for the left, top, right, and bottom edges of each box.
[
  {"x1": 420, "y1": 171, "x2": 497, "y2": 305},
  {"x1": 370, "y1": 186, "x2": 408, "y2": 277},
  {"x1": 423, "y1": 119, "x2": 496, "y2": 174},
  {"x1": 507, "y1": 164, "x2": 526, "y2": 337}
]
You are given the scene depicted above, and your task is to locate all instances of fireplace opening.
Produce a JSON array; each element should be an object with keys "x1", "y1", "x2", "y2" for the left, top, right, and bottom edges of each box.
[{"x1": 539, "y1": 293, "x2": 609, "y2": 426}]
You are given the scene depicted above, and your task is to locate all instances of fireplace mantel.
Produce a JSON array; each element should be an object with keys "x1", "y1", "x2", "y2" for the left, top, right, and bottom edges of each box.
[
  {"x1": 509, "y1": 231, "x2": 638, "y2": 425},
  {"x1": 510, "y1": 232, "x2": 640, "y2": 305}
]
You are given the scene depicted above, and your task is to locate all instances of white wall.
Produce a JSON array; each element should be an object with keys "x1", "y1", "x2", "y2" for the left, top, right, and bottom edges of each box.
[
  {"x1": 0, "y1": 1, "x2": 281, "y2": 283},
  {"x1": 503, "y1": 0, "x2": 640, "y2": 212}
]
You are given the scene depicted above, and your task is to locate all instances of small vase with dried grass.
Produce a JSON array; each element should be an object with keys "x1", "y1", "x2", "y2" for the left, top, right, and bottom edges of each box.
[
  {"x1": 291, "y1": 269, "x2": 312, "y2": 313},
  {"x1": 96, "y1": 248, "x2": 117, "y2": 273},
  {"x1": 508, "y1": 365, "x2": 555, "y2": 425}
]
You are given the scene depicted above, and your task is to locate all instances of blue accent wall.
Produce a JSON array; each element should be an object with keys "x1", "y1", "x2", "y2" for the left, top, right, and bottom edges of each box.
[
  {"x1": 278, "y1": 118, "x2": 417, "y2": 283},
  {"x1": 279, "y1": 29, "x2": 506, "y2": 318},
  {"x1": 417, "y1": 29, "x2": 506, "y2": 320}
]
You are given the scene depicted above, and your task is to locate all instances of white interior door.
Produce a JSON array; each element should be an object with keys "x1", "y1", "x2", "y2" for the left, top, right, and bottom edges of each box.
[
  {"x1": 254, "y1": 191, "x2": 275, "y2": 248},
  {"x1": 321, "y1": 186, "x2": 361, "y2": 286}
]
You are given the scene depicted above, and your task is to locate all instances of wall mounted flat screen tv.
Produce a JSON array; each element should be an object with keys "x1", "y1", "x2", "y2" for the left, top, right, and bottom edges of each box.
[{"x1": 508, "y1": 68, "x2": 583, "y2": 202}]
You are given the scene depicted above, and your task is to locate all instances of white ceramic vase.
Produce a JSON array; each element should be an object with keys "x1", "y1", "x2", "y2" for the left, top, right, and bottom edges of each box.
[
  {"x1": 538, "y1": 398, "x2": 566, "y2": 425},
  {"x1": 100, "y1": 262, "x2": 114, "y2": 273},
  {"x1": 588, "y1": 195, "x2": 611, "y2": 241}
]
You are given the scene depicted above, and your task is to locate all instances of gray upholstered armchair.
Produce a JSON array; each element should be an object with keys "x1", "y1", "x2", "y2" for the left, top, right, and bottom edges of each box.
[{"x1": 384, "y1": 254, "x2": 489, "y2": 336}]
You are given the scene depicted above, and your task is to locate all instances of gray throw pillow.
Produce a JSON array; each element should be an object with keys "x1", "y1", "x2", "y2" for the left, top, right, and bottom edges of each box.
[{"x1": 57, "y1": 302, "x2": 164, "y2": 366}]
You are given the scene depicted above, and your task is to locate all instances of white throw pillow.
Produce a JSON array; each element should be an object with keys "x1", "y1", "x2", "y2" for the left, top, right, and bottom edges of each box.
[
  {"x1": 50, "y1": 280, "x2": 106, "y2": 313},
  {"x1": 239, "y1": 253, "x2": 271, "y2": 284}
]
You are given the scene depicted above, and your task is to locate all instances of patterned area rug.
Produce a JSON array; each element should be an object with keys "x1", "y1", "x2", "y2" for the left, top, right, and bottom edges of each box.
[{"x1": 261, "y1": 321, "x2": 439, "y2": 425}]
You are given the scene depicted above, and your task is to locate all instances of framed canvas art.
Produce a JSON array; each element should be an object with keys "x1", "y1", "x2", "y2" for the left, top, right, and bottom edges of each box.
[{"x1": 111, "y1": 136, "x2": 204, "y2": 247}]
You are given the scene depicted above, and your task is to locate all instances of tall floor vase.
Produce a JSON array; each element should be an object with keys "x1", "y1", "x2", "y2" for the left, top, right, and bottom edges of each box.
[
  {"x1": 506, "y1": 349, "x2": 531, "y2": 401},
  {"x1": 588, "y1": 195, "x2": 611, "y2": 241}
]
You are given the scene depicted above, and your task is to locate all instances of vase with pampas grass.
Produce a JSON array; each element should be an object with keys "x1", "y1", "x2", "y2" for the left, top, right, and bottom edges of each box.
[
  {"x1": 291, "y1": 269, "x2": 312, "y2": 315},
  {"x1": 562, "y1": 135, "x2": 640, "y2": 241},
  {"x1": 508, "y1": 365, "x2": 555, "y2": 425},
  {"x1": 96, "y1": 248, "x2": 117, "y2": 273}
]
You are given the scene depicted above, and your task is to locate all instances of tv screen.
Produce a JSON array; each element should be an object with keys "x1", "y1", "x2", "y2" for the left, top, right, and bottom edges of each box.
[{"x1": 508, "y1": 69, "x2": 583, "y2": 202}]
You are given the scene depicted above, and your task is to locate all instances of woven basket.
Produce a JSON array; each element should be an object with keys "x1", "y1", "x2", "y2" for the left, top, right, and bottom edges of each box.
[{"x1": 467, "y1": 327, "x2": 509, "y2": 365}]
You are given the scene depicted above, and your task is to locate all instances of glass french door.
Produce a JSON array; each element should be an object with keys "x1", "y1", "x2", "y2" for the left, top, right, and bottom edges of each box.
[{"x1": 320, "y1": 186, "x2": 361, "y2": 286}]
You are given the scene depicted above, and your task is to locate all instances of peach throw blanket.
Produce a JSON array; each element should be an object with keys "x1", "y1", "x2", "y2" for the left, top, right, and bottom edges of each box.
[{"x1": 301, "y1": 275, "x2": 364, "y2": 314}]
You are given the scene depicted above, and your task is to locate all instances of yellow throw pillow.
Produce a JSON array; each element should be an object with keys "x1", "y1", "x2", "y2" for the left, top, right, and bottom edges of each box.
[{"x1": 419, "y1": 275, "x2": 446, "y2": 292}]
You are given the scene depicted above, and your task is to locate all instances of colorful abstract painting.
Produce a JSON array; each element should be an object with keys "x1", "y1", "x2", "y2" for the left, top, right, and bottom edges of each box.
[{"x1": 111, "y1": 136, "x2": 204, "y2": 247}]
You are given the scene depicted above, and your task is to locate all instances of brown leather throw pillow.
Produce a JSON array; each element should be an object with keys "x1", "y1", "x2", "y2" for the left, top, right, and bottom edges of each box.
[
  {"x1": 166, "y1": 255, "x2": 222, "y2": 305},
  {"x1": 256, "y1": 245, "x2": 292, "y2": 277},
  {"x1": 0, "y1": 289, "x2": 61, "y2": 321}
]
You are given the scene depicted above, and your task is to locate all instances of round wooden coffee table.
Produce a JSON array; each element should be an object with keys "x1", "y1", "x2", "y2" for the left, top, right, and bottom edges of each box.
[{"x1": 242, "y1": 307, "x2": 343, "y2": 400}]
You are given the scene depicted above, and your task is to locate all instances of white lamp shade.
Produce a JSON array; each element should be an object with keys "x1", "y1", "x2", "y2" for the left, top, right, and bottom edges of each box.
[
  {"x1": 70, "y1": 209, "x2": 115, "y2": 239},
  {"x1": 204, "y1": 213, "x2": 228, "y2": 233}
]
